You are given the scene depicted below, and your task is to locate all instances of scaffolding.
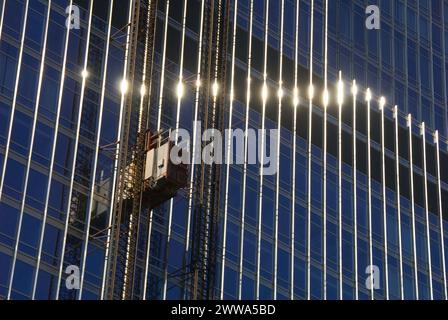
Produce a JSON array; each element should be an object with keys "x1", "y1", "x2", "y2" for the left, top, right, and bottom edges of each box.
[
  {"x1": 188, "y1": 0, "x2": 230, "y2": 300},
  {"x1": 104, "y1": 0, "x2": 230, "y2": 300},
  {"x1": 104, "y1": 0, "x2": 157, "y2": 300}
]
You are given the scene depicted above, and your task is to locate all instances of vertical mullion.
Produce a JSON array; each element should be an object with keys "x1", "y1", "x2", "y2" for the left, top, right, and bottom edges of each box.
[
  {"x1": 203, "y1": 0, "x2": 222, "y2": 298},
  {"x1": 142, "y1": 199, "x2": 153, "y2": 299},
  {"x1": 255, "y1": 0, "x2": 269, "y2": 300},
  {"x1": 238, "y1": 0, "x2": 254, "y2": 301},
  {"x1": 352, "y1": 81, "x2": 359, "y2": 300},
  {"x1": 322, "y1": 0, "x2": 328, "y2": 301},
  {"x1": 80, "y1": 0, "x2": 114, "y2": 300},
  {"x1": 0, "y1": 0, "x2": 6, "y2": 40},
  {"x1": 56, "y1": 0, "x2": 94, "y2": 300},
  {"x1": 126, "y1": 0, "x2": 155, "y2": 300},
  {"x1": 143, "y1": 1, "x2": 171, "y2": 294},
  {"x1": 273, "y1": 0, "x2": 284, "y2": 300},
  {"x1": 366, "y1": 89, "x2": 374, "y2": 300},
  {"x1": 256, "y1": 0, "x2": 269, "y2": 300},
  {"x1": 434, "y1": 131, "x2": 448, "y2": 299},
  {"x1": 337, "y1": 71, "x2": 343, "y2": 300},
  {"x1": 420, "y1": 122, "x2": 434, "y2": 300},
  {"x1": 379, "y1": 97, "x2": 390, "y2": 299},
  {"x1": 156, "y1": 0, "x2": 170, "y2": 131},
  {"x1": 119, "y1": 15, "x2": 136, "y2": 300},
  {"x1": 3, "y1": 0, "x2": 30, "y2": 299},
  {"x1": 33, "y1": 0, "x2": 74, "y2": 300},
  {"x1": 407, "y1": 114, "x2": 420, "y2": 300},
  {"x1": 0, "y1": 0, "x2": 30, "y2": 201},
  {"x1": 306, "y1": 0, "x2": 314, "y2": 301},
  {"x1": 163, "y1": 0, "x2": 188, "y2": 300},
  {"x1": 393, "y1": 106, "x2": 405, "y2": 300},
  {"x1": 101, "y1": 0, "x2": 134, "y2": 300},
  {"x1": 221, "y1": 0, "x2": 238, "y2": 300},
  {"x1": 142, "y1": 0, "x2": 171, "y2": 299},
  {"x1": 183, "y1": 0, "x2": 205, "y2": 300},
  {"x1": 290, "y1": 0, "x2": 299, "y2": 301}
]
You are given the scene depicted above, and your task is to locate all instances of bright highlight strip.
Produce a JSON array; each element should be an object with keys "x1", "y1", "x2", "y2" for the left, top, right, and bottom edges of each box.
[
  {"x1": 120, "y1": 79, "x2": 129, "y2": 95},
  {"x1": 337, "y1": 75, "x2": 344, "y2": 105},
  {"x1": 323, "y1": 89, "x2": 329, "y2": 107},
  {"x1": 379, "y1": 96, "x2": 386, "y2": 109},
  {"x1": 293, "y1": 88, "x2": 299, "y2": 108},
  {"x1": 261, "y1": 84, "x2": 268, "y2": 102},
  {"x1": 352, "y1": 78, "x2": 359, "y2": 299},
  {"x1": 212, "y1": 81, "x2": 219, "y2": 98},
  {"x1": 351, "y1": 81, "x2": 358, "y2": 96},
  {"x1": 308, "y1": 84, "x2": 314, "y2": 100},
  {"x1": 176, "y1": 81, "x2": 184, "y2": 99},
  {"x1": 365, "y1": 88, "x2": 372, "y2": 101},
  {"x1": 277, "y1": 87, "x2": 284, "y2": 99},
  {"x1": 81, "y1": 69, "x2": 89, "y2": 78},
  {"x1": 140, "y1": 84, "x2": 147, "y2": 97}
]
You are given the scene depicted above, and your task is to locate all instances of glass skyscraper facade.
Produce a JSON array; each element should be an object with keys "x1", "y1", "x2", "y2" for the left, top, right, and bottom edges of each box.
[
  {"x1": 1, "y1": 0, "x2": 448, "y2": 301},
  {"x1": 0, "y1": 0, "x2": 132, "y2": 299}
]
